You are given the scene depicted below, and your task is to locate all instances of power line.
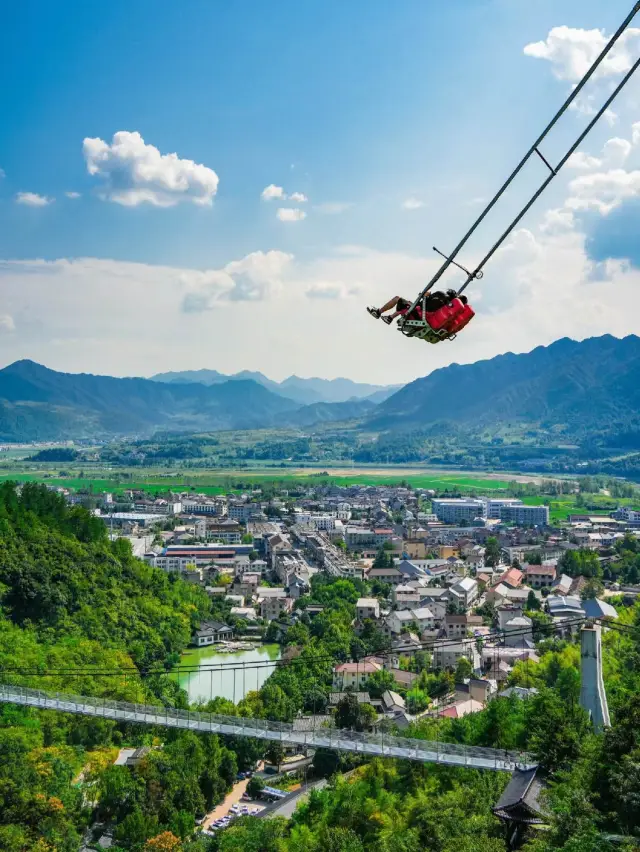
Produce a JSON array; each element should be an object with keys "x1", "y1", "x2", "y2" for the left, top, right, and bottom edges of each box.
[{"x1": 0, "y1": 619, "x2": 584, "y2": 680}]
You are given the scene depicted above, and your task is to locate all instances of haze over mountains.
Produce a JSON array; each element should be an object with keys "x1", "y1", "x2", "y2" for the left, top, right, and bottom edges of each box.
[
  {"x1": 151, "y1": 369, "x2": 400, "y2": 405},
  {"x1": 0, "y1": 334, "x2": 637, "y2": 441}
]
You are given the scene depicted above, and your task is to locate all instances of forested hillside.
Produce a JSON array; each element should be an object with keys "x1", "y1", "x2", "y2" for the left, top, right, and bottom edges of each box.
[{"x1": 0, "y1": 483, "x2": 238, "y2": 851}]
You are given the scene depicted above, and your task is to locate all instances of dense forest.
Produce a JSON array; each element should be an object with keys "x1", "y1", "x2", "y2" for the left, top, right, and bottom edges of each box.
[{"x1": 0, "y1": 483, "x2": 235, "y2": 851}]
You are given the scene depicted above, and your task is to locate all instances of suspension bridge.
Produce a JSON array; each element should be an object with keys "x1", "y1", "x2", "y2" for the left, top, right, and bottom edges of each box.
[{"x1": 0, "y1": 684, "x2": 535, "y2": 772}]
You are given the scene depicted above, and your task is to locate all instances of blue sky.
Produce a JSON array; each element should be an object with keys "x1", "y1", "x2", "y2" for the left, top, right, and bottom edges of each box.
[{"x1": 1, "y1": 0, "x2": 640, "y2": 382}]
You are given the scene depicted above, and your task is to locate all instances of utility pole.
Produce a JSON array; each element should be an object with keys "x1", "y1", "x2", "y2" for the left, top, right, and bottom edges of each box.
[{"x1": 579, "y1": 623, "x2": 610, "y2": 733}]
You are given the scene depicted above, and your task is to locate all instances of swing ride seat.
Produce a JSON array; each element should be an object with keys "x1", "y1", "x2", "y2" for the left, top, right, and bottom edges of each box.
[{"x1": 399, "y1": 297, "x2": 474, "y2": 344}]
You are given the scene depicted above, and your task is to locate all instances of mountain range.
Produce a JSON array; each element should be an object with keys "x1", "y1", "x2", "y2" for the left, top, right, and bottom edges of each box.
[
  {"x1": 0, "y1": 360, "x2": 375, "y2": 440},
  {"x1": 0, "y1": 334, "x2": 638, "y2": 441},
  {"x1": 151, "y1": 368, "x2": 400, "y2": 405},
  {"x1": 370, "y1": 334, "x2": 640, "y2": 434}
]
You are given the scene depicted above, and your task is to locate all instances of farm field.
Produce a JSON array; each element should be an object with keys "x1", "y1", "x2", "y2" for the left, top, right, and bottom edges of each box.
[{"x1": 0, "y1": 464, "x2": 537, "y2": 495}]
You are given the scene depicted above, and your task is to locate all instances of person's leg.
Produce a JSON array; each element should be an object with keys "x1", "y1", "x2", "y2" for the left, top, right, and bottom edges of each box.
[
  {"x1": 382, "y1": 297, "x2": 412, "y2": 324},
  {"x1": 367, "y1": 296, "x2": 400, "y2": 320},
  {"x1": 379, "y1": 296, "x2": 401, "y2": 314}
]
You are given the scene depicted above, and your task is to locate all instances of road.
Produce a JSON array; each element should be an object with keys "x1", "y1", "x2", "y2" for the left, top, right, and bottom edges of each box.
[{"x1": 203, "y1": 778, "x2": 250, "y2": 829}]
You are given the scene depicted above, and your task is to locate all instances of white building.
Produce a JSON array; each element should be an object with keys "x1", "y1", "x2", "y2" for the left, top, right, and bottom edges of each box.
[
  {"x1": 356, "y1": 597, "x2": 380, "y2": 621},
  {"x1": 448, "y1": 576, "x2": 479, "y2": 608},
  {"x1": 481, "y1": 498, "x2": 526, "y2": 519},
  {"x1": 431, "y1": 499, "x2": 485, "y2": 524},
  {"x1": 500, "y1": 504, "x2": 549, "y2": 526},
  {"x1": 228, "y1": 502, "x2": 263, "y2": 522},
  {"x1": 333, "y1": 659, "x2": 382, "y2": 690},
  {"x1": 387, "y1": 607, "x2": 436, "y2": 635},
  {"x1": 432, "y1": 639, "x2": 481, "y2": 672}
]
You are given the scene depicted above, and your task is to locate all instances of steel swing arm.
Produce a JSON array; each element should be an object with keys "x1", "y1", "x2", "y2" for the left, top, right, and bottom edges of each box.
[{"x1": 402, "y1": 0, "x2": 640, "y2": 320}]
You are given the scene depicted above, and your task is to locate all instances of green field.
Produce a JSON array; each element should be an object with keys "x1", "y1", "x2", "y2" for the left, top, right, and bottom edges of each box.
[{"x1": 0, "y1": 466, "x2": 514, "y2": 495}]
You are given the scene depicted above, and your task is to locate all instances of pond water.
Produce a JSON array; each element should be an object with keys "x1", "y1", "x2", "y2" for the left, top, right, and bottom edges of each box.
[{"x1": 174, "y1": 644, "x2": 281, "y2": 704}]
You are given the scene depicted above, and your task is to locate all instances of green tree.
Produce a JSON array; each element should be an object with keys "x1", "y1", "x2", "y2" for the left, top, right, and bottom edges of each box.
[
  {"x1": 366, "y1": 668, "x2": 396, "y2": 698},
  {"x1": 484, "y1": 537, "x2": 502, "y2": 568},
  {"x1": 526, "y1": 590, "x2": 541, "y2": 611},
  {"x1": 454, "y1": 656, "x2": 473, "y2": 682}
]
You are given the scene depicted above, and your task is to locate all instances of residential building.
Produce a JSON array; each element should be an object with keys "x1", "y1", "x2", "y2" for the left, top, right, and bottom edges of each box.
[
  {"x1": 194, "y1": 519, "x2": 242, "y2": 544},
  {"x1": 368, "y1": 566, "x2": 403, "y2": 585},
  {"x1": 482, "y1": 498, "x2": 527, "y2": 519},
  {"x1": 387, "y1": 607, "x2": 436, "y2": 635},
  {"x1": 233, "y1": 572, "x2": 260, "y2": 599},
  {"x1": 448, "y1": 576, "x2": 479, "y2": 608},
  {"x1": 525, "y1": 564, "x2": 556, "y2": 589},
  {"x1": 393, "y1": 585, "x2": 422, "y2": 607},
  {"x1": 356, "y1": 597, "x2": 380, "y2": 621},
  {"x1": 500, "y1": 504, "x2": 550, "y2": 526},
  {"x1": 402, "y1": 539, "x2": 430, "y2": 559},
  {"x1": 381, "y1": 690, "x2": 406, "y2": 716},
  {"x1": 614, "y1": 507, "x2": 640, "y2": 525},
  {"x1": 431, "y1": 499, "x2": 485, "y2": 524},
  {"x1": 333, "y1": 659, "x2": 382, "y2": 690},
  {"x1": 258, "y1": 588, "x2": 289, "y2": 621},
  {"x1": 182, "y1": 500, "x2": 224, "y2": 516},
  {"x1": 192, "y1": 620, "x2": 233, "y2": 646},
  {"x1": 229, "y1": 606, "x2": 258, "y2": 620},
  {"x1": 228, "y1": 502, "x2": 263, "y2": 522},
  {"x1": 497, "y1": 604, "x2": 524, "y2": 630},
  {"x1": 432, "y1": 639, "x2": 481, "y2": 672},
  {"x1": 344, "y1": 526, "x2": 394, "y2": 550},
  {"x1": 499, "y1": 567, "x2": 524, "y2": 589},
  {"x1": 444, "y1": 613, "x2": 484, "y2": 638},
  {"x1": 504, "y1": 615, "x2": 534, "y2": 647}
]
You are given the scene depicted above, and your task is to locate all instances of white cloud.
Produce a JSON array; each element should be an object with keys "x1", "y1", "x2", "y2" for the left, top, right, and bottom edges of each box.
[
  {"x1": 540, "y1": 207, "x2": 576, "y2": 234},
  {"x1": 567, "y1": 136, "x2": 632, "y2": 170},
  {"x1": 402, "y1": 197, "x2": 424, "y2": 210},
  {"x1": 65, "y1": 191, "x2": 81, "y2": 199},
  {"x1": 524, "y1": 26, "x2": 640, "y2": 82},
  {"x1": 15, "y1": 192, "x2": 54, "y2": 207},
  {"x1": 565, "y1": 168, "x2": 640, "y2": 215},
  {"x1": 181, "y1": 249, "x2": 294, "y2": 311},
  {"x1": 0, "y1": 314, "x2": 15, "y2": 332},
  {"x1": 83, "y1": 130, "x2": 219, "y2": 207},
  {"x1": 305, "y1": 281, "x2": 361, "y2": 299},
  {"x1": 566, "y1": 151, "x2": 605, "y2": 170},
  {"x1": 261, "y1": 184, "x2": 285, "y2": 201},
  {"x1": 288, "y1": 191, "x2": 308, "y2": 203},
  {"x1": 276, "y1": 207, "x2": 306, "y2": 222},
  {"x1": 314, "y1": 202, "x2": 352, "y2": 214},
  {"x1": 3, "y1": 220, "x2": 640, "y2": 384}
]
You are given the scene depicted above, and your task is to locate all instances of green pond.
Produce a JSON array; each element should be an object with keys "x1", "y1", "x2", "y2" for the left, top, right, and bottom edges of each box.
[{"x1": 174, "y1": 644, "x2": 281, "y2": 704}]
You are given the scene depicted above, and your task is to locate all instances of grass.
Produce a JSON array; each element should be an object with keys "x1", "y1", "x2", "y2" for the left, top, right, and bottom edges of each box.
[{"x1": 0, "y1": 466, "x2": 513, "y2": 495}]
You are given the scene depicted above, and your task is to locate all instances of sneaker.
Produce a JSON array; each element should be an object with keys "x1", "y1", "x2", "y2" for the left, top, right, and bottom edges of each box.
[
  {"x1": 382, "y1": 316, "x2": 393, "y2": 325},
  {"x1": 367, "y1": 307, "x2": 381, "y2": 319}
]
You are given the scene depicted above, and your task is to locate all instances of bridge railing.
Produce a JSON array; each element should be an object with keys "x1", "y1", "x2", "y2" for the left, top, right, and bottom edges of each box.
[{"x1": 0, "y1": 684, "x2": 533, "y2": 770}]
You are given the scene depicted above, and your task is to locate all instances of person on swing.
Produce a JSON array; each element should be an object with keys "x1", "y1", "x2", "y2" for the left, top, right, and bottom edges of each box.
[{"x1": 367, "y1": 289, "x2": 464, "y2": 324}]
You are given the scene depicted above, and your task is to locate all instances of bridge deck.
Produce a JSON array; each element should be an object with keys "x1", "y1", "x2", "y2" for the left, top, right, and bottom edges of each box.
[{"x1": 0, "y1": 685, "x2": 535, "y2": 772}]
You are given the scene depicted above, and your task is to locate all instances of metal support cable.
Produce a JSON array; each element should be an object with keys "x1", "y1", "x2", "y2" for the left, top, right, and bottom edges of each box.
[
  {"x1": 458, "y1": 52, "x2": 640, "y2": 295},
  {"x1": 403, "y1": 1, "x2": 640, "y2": 316}
]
